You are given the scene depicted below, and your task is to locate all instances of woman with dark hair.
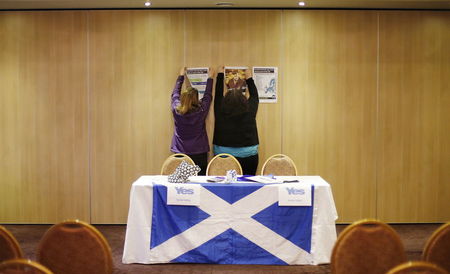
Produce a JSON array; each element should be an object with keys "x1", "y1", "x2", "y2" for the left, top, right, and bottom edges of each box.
[
  {"x1": 170, "y1": 67, "x2": 214, "y2": 175},
  {"x1": 213, "y1": 66, "x2": 259, "y2": 175}
]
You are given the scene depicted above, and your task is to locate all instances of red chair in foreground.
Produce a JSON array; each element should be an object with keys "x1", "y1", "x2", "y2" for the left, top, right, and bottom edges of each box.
[
  {"x1": 331, "y1": 219, "x2": 407, "y2": 274},
  {"x1": 36, "y1": 220, "x2": 113, "y2": 274},
  {"x1": 422, "y1": 222, "x2": 450, "y2": 272}
]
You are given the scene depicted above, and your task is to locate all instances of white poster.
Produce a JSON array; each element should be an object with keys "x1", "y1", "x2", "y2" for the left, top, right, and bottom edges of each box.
[
  {"x1": 186, "y1": 67, "x2": 209, "y2": 99},
  {"x1": 253, "y1": 67, "x2": 278, "y2": 103}
]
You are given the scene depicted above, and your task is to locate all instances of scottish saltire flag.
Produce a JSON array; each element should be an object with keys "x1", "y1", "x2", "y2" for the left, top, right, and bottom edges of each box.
[{"x1": 150, "y1": 183, "x2": 314, "y2": 265}]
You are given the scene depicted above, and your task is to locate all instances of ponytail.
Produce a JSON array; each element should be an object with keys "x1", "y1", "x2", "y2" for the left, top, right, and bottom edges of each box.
[{"x1": 176, "y1": 87, "x2": 200, "y2": 115}]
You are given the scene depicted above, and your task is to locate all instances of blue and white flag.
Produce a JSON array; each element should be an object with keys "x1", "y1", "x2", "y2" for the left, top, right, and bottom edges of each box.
[{"x1": 150, "y1": 183, "x2": 314, "y2": 265}]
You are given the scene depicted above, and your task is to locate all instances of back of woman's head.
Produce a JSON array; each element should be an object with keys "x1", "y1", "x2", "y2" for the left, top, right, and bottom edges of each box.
[
  {"x1": 222, "y1": 89, "x2": 248, "y2": 117},
  {"x1": 176, "y1": 87, "x2": 200, "y2": 115}
]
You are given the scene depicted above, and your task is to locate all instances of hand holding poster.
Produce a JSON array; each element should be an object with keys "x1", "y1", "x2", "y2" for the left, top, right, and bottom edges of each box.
[
  {"x1": 186, "y1": 67, "x2": 209, "y2": 99},
  {"x1": 253, "y1": 67, "x2": 278, "y2": 103}
]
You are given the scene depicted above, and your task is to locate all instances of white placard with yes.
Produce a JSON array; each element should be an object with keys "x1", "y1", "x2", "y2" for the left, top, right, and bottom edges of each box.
[
  {"x1": 167, "y1": 184, "x2": 201, "y2": 206},
  {"x1": 278, "y1": 183, "x2": 312, "y2": 206}
]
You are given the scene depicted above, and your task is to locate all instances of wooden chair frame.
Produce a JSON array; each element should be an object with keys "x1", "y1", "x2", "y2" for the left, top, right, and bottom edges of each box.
[
  {"x1": 160, "y1": 153, "x2": 195, "y2": 175},
  {"x1": 206, "y1": 153, "x2": 243, "y2": 176},
  {"x1": 386, "y1": 261, "x2": 448, "y2": 274},
  {"x1": 261, "y1": 154, "x2": 298, "y2": 176},
  {"x1": 0, "y1": 259, "x2": 53, "y2": 274},
  {"x1": 0, "y1": 225, "x2": 24, "y2": 260}
]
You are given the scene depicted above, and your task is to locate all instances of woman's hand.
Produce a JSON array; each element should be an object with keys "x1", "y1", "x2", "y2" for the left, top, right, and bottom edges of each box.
[
  {"x1": 179, "y1": 67, "x2": 186, "y2": 76},
  {"x1": 208, "y1": 67, "x2": 215, "y2": 78},
  {"x1": 218, "y1": 66, "x2": 224, "y2": 73}
]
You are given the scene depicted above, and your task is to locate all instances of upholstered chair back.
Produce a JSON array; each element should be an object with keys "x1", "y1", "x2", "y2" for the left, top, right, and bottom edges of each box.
[
  {"x1": 331, "y1": 219, "x2": 407, "y2": 274},
  {"x1": 206, "y1": 153, "x2": 242, "y2": 176},
  {"x1": 261, "y1": 154, "x2": 297, "y2": 176},
  {"x1": 161, "y1": 153, "x2": 195, "y2": 175},
  {"x1": 37, "y1": 220, "x2": 113, "y2": 274},
  {"x1": 422, "y1": 222, "x2": 450, "y2": 272}
]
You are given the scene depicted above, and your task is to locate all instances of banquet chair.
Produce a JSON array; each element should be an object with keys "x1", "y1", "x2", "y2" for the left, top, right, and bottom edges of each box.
[
  {"x1": 0, "y1": 259, "x2": 53, "y2": 274},
  {"x1": 386, "y1": 261, "x2": 448, "y2": 274},
  {"x1": 161, "y1": 153, "x2": 195, "y2": 175},
  {"x1": 422, "y1": 222, "x2": 450, "y2": 272},
  {"x1": 36, "y1": 220, "x2": 113, "y2": 274},
  {"x1": 261, "y1": 154, "x2": 298, "y2": 176},
  {"x1": 331, "y1": 219, "x2": 406, "y2": 274},
  {"x1": 0, "y1": 225, "x2": 24, "y2": 262},
  {"x1": 206, "y1": 153, "x2": 243, "y2": 176}
]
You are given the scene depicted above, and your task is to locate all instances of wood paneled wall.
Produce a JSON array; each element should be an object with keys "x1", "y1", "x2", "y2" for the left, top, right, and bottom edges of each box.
[
  {"x1": 0, "y1": 12, "x2": 89, "y2": 223},
  {"x1": 283, "y1": 10, "x2": 378, "y2": 221},
  {"x1": 0, "y1": 10, "x2": 448, "y2": 224},
  {"x1": 377, "y1": 11, "x2": 450, "y2": 222},
  {"x1": 89, "y1": 10, "x2": 184, "y2": 223}
]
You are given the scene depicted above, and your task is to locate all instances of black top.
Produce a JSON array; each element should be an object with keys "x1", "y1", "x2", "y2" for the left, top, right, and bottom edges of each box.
[{"x1": 213, "y1": 73, "x2": 259, "y2": 147}]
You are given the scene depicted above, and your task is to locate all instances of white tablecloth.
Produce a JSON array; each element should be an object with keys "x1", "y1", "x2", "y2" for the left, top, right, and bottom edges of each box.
[{"x1": 122, "y1": 176, "x2": 338, "y2": 265}]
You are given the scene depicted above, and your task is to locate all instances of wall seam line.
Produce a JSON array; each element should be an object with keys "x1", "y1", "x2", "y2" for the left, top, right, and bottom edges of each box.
[
  {"x1": 86, "y1": 11, "x2": 92, "y2": 224},
  {"x1": 375, "y1": 11, "x2": 380, "y2": 220},
  {"x1": 183, "y1": 9, "x2": 186, "y2": 66}
]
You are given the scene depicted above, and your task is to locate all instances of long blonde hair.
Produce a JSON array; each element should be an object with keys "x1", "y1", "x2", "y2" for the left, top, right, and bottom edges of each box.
[{"x1": 176, "y1": 87, "x2": 200, "y2": 115}]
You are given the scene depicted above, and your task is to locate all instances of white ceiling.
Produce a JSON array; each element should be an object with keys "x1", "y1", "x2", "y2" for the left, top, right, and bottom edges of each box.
[{"x1": 0, "y1": 0, "x2": 449, "y2": 10}]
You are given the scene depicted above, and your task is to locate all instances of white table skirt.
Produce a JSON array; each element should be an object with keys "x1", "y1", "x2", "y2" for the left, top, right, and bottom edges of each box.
[{"x1": 122, "y1": 176, "x2": 338, "y2": 265}]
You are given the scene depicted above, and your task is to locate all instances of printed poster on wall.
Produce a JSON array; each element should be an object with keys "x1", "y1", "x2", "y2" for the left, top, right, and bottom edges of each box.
[
  {"x1": 186, "y1": 67, "x2": 209, "y2": 99},
  {"x1": 225, "y1": 66, "x2": 248, "y2": 93},
  {"x1": 253, "y1": 67, "x2": 278, "y2": 103}
]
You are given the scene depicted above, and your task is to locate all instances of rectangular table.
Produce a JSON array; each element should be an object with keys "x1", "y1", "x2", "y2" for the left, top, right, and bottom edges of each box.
[{"x1": 122, "y1": 176, "x2": 338, "y2": 265}]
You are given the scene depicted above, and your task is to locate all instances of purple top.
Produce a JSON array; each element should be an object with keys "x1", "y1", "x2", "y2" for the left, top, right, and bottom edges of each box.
[{"x1": 170, "y1": 75, "x2": 213, "y2": 154}]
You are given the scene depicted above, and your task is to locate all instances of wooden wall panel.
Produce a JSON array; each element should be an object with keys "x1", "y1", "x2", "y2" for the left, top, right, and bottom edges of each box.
[
  {"x1": 378, "y1": 11, "x2": 450, "y2": 222},
  {"x1": 0, "y1": 12, "x2": 89, "y2": 223},
  {"x1": 1, "y1": 9, "x2": 448, "y2": 224},
  {"x1": 184, "y1": 10, "x2": 283, "y2": 172},
  {"x1": 89, "y1": 11, "x2": 184, "y2": 223},
  {"x1": 283, "y1": 10, "x2": 378, "y2": 222}
]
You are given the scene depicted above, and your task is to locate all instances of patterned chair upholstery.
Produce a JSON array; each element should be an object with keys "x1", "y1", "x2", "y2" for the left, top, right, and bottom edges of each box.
[
  {"x1": 206, "y1": 153, "x2": 242, "y2": 176},
  {"x1": 261, "y1": 154, "x2": 297, "y2": 176},
  {"x1": 161, "y1": 153, "x2": 195, "y2": 175}
]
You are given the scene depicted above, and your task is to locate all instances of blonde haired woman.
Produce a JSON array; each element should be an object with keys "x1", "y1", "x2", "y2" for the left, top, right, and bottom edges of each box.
[{"x1": 170, "y1": 67, "x2": 214, "y2": 175}]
